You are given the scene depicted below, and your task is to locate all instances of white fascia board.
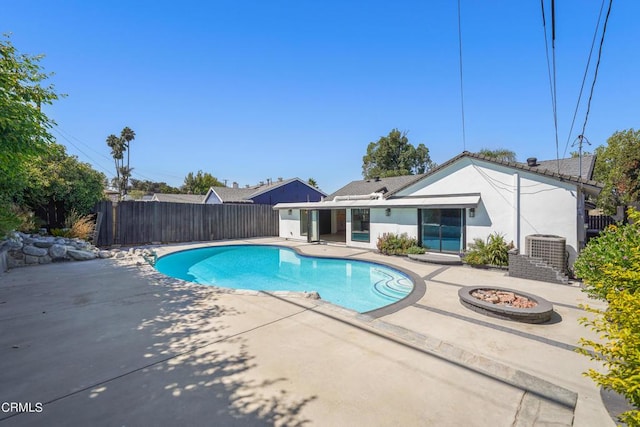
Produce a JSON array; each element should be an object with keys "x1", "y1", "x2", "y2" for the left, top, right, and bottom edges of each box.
[{"x1": 273, "y1": 194, "x2": 481, "y2": 210}]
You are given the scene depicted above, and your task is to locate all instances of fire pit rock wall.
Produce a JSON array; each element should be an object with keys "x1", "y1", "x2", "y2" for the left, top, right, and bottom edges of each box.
[{"x1": 458, "y1": 286, "x2": 554, "y2": 324}]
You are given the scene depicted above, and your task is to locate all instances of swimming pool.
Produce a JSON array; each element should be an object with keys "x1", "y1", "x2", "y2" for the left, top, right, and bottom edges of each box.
[{"x1": 155, "y1": 245, "x2": 414, "y2": 313}]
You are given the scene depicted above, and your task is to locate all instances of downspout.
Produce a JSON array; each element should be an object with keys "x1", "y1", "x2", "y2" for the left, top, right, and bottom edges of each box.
[
  {"x1": 513, "y1": 172, "x2": 520, "y2": 251},
  {"x1": 577, "y1": 185, "x2": 586, "y2": 250}
]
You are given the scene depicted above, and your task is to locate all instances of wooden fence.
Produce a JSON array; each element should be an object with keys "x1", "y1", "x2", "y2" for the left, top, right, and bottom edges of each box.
[
  {"x1": 587, "y1": 214, "x2": 616, "y2": 231},
  {"x1": 94, "y1": 201, "x2": 279, "y2": 247}
]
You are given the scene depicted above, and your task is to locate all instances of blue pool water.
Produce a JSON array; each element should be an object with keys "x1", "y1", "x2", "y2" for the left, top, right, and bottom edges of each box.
[{"x1": 155, "y1": 245, "x2": 413, "y2": 313}]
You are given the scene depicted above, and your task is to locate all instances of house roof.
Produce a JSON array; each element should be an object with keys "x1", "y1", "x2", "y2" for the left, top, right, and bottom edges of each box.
[
  {"x1": 208, "y1": 177, "x2": 326, "y2": 203},
  {"x1": 532, "y1": 155, "x2": 596, "y2": 181},
  {"x1": 326, "y1": 174, "x2": 426, "y2": 200},
  {"x1": 391, "y1": 151, "x2": 602, "y2": 196},
  {"x1": 151, "y1": 193, "x2": 205, "y2": 204},
  {"x1": 207, "y1": 187, "x2": 256, "y2": 203}
]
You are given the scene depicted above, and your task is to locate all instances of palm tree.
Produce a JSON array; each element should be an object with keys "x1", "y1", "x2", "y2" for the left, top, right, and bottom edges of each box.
[
  {"x1": 120, "y1": 127, "x2": 136, "y2": 196},
  {"x1": 106, "y1": 134, "x2": 125, "y2": 197}
]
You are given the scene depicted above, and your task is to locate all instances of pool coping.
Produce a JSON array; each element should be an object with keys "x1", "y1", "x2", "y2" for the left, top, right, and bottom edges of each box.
[{"x1": 153, "y1": 243, "x2": 427, "y2": 318}]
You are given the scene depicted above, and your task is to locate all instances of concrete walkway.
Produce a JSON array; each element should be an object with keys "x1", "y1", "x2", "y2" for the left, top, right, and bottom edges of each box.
[{"x1": 0, "y1": 238, "x2": 615, "y2": 426}]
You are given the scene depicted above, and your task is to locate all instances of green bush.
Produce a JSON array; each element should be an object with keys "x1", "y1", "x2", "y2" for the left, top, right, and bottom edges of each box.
[
  {"x1": 574, "y1": 208, "x2": 640, "y2": 424},
  {"x1": 376, "y1": 233, "x2": 424, "y2": 255},
  {"x1": 0, "y1": 203, "x2": 37, "y2": 238},
  {"x1": 463, "y1": 233, "x2": 512, "y2": 267},
  {"x1": 406, "y1": 245, "x2": 426, "y2": 255},
  {"x1": 50, "y1": 228, "x2": 71, "y2": 238}
]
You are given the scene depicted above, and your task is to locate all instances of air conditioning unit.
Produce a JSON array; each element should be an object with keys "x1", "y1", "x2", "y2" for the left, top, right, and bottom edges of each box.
[{"x1": 525, "y1": 234, "x2": 566, "y2": 272}]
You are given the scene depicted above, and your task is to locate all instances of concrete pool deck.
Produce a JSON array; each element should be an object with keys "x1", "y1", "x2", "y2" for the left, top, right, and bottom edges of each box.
[{"x1": 0, "y1": 237, "x2": 615, "y2": 426}]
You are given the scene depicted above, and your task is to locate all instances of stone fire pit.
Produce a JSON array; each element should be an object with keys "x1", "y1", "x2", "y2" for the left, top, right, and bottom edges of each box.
[{"x1": 458, "y1": 286, "x2": 554, "y2": 324}]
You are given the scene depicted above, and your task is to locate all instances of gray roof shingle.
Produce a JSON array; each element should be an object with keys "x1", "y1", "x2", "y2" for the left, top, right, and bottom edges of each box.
[
  {"x1": 326, "y1": 174, "x2": 426, "y2": 200},
  {"x1": 151, "y1": 193, "x2": 205, "y2": 203},
  {"x1": 531, "y1": 155, "x2": 596, "y2": 181}
]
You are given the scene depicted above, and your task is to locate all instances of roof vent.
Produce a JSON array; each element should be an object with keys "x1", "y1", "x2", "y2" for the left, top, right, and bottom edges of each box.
[{"x1": 526, "y1": 157, "x2": 539, "y2": 167}]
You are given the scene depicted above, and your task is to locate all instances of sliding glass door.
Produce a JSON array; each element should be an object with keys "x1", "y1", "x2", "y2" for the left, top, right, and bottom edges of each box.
[{"x1": 420, "y1": 209, "x2": 464, "y2": 253}]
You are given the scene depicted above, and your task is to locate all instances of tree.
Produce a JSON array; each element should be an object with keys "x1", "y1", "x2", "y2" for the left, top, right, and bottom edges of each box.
[
  {"x1": 593, "y1": 129, "x2": 640, "y2": 214},
  {"x1": 21, "y1": 143, "x2": 105, "y2": 226},
  {"x1": 362, "y1": 129, "x2": 435, "y2": 179},
  {"x1": 308, "y1": 178, "x2": 318, "y2": 188},
  {"x1": 0, "y1": 34, "x2": 61, "y2": 236},
  {"x1": 181, "y1": 171, "x2": 224, "y2": 194},
  {"x1": 477, "y1": 148, "x2": 517, "y2": 163},
  {"x1": 120, "y1": 127, "x2": 136, "y2": 196},
  {"x1": 130, "y1": 179, "x2": 180, "y2": 194},
  {"x1": 105, "y1": 127, "x2": 136, "y2": 199}
]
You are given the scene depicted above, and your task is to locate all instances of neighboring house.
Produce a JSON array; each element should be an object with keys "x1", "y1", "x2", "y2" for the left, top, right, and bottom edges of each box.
[
  {"x1": 273, "y1": 152, "x2": 601, "y2": 267},
  {"x1": 204, "y1": 178, "x2": 326, "y2": 205},
  {"x1": 150, "y1": 193, "x2": 206, "y2": 204}
]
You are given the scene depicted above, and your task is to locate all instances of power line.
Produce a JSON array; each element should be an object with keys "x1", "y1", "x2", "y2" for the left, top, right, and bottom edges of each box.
[
  {"x1": 457, "y1": 0, "x2": 466, "y2": 152},
  {"x1": 540, "y1": 0, "x2": 560, "y2": 173},
  {"x1": 52, "y1": 128, "x2": 112, "y2": 175},
  {"x1": 55, "y1": 126, "x2": 184, "y2": 184},
  {"x1": 562, "y1": 0, "x2": 606, "y2": 158},
  {"x1": 580, "y1": 0, "x2": 613, "y2": 139}
]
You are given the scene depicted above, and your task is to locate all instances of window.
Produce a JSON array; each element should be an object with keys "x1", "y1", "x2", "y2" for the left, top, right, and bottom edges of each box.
[{"x1": 351, "y1": 209, "x2": 370, "y2": 242}]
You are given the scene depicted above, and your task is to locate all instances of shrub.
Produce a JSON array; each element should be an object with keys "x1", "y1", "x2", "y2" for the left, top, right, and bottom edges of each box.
[
  {"x1": 406, "y1": 245, "x2": 426, "y2": 255},
  {"x1": 64, "y1": 210, "x2": 96, "y2": 240},
  {"x1": 376, "y1": 233, "x2": 423, "y2": 256},
  {"x1": 574, "y1": 208, "x2": 640, "y2": 424},
  {"x1": 0, "y1": 203, "x2": 39, "y2": 238},
  {"x1": 577, "y1": 290, "x2": 640, "y2": 426},
  {"x1": 0, "y1": 203, "x2": 21, "y2": 239},
  {"x1": 574, "y1": 209, "x2": 640, "y2": 301},
  {"x1": 50, "y1": 228, "x2": 71, "y2": 238},
  {"x1": 464, "y1": 233, "x2": 512, "y2": 267}
]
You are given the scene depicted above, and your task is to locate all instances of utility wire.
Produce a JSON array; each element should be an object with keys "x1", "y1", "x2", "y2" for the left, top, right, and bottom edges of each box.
[
  {"x1": 55, "y1": 126, "x2": 183, "y2": 185},
  {"x1": 551, "y1": 0, "x2": 560, "y2": 173},
  {"x1": 457, "y1": 0, "x2": 466, "y2": 152},
  {"x1": 540, "y1": 0, "x2": 560, "y2": 173},
  {"x1": 562, "y1": 0, "x2": 606, "y2": 158},
  {"x1": 580, "y1": 0, "x2": 613, "y2": 139},
  {"x1": 52, "y1": 128, "x2": 113, "y2": 175}
]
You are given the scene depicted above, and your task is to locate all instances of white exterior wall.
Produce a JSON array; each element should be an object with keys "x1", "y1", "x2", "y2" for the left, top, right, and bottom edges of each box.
[
  {"x1": 278, "y1": 209, "x2": 305, "y2": 241},
  {"x1": 396, "y1": 157, "x2": 580, "y2": 263},
  {"x1": 346, "y1": 208, "x2": 418, "y2": 250}
]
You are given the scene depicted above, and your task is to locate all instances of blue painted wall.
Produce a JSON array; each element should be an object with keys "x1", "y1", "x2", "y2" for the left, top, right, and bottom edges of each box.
[{"x1": 251, "y1": 180, "x2": 324, "y2": 205}]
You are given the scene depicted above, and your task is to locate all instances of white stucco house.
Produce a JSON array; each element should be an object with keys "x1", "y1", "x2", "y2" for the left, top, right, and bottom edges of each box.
[{"x1": 273, "y1": 152, "x2": 601, "y2": 267}]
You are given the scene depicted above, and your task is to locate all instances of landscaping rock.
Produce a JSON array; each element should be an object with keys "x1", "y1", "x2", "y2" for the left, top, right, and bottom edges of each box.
[
  {"x1": 48, "y1": 244, "x2": 68, "y2": 260},
  {"x1": 21, "y1": 235, "x2": 36, "y2": 245},
  {"x1": 67, "y1": 249, "x2": 97, "y2": 261},
  {"x1": 22, "y1": 245, "x2": 48, "y2": 257},
  {"x1": 25, "y1": 255, "x2": 39, "y2": 265},
  {"x1": 33, "y1": 238, "x2": 55, "y2": 248},
  {"x1": 38, "y1": 255, "x2": 52, "y2": 265},
  {"x1": 98, "y1": 250, "x2": 113, "y2": 259}
]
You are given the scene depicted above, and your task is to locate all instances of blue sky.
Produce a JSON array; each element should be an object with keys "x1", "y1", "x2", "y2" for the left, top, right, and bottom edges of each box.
[{"x1": 3, "y1": 1, "x2": 639, "y2": 194}]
